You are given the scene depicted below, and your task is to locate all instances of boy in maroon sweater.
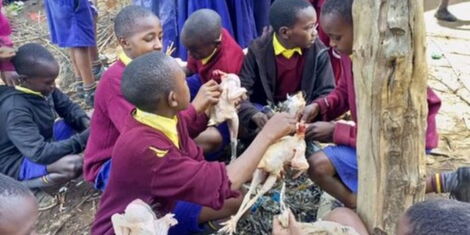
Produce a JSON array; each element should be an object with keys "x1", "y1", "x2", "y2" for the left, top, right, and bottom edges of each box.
[
  {"x1": 303, "y1": 0, "x2": 469, "y2": 208},
  {"x1": 84, "y1": 6, "x2": 224, "y2": 191},
  {"x1": 91, "y1": 52, "x2": 296, "y2": 234}
]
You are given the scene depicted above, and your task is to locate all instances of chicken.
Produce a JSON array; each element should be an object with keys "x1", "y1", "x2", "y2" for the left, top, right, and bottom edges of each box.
[
  {"x1": 111, "y1": 199, "x2": 178, "y2": 235},
  {"x1": 208, "y1": 70, "x2": 247, "y2": 162},
  {"x1": 278, "y1": 91, "x2": 306, "y2": 119},
  {"x1": 219, "y1": 122, "x2": 310, "y2": 234}
]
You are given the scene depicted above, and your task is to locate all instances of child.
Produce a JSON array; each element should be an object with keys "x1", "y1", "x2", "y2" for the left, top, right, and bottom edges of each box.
[
  {"x1": 91, "y1": 52, "x2": 296, "y2": 235},
  {"x1": 0, "y1": 43, "x2": 88, "y2": 204},
  {"x1": 397, "y1": 199, "x2": 470, "y2": 235},
  {"x1": 302, "y1": 0, "x2": 442, "y2": 208},
  {"x1": 0, "y1": 2, "x2": 19, "y2": 86},
  {"x1": 84, "y1": 6, "x2": 224, "y2": 191},
  {"x1": 180, "y1": 9, "x2": 245, "y2": 158},
  {"x1": 44, "y1": 0, "x2": 97, "y2": 106},
  {"x1": 239, "y1": 0, "x2": 335, "y2": 134},
  {"x1": 0, "y1": 174, "x2": 38, "y2": 235}
]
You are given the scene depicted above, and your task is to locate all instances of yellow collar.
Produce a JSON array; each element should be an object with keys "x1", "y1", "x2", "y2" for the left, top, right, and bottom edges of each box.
[
  {"x1": 133, "y1": 108, "x2": 180, "y2": 148},
  {"x1": 119, "y1": 52, "x2": 132, "y2": 66},
  {"x1": 201, "y1": 48, "x2": 218, "y2": 65},
  {"x1": 273, "y1": 33, "x2": 302, "y2": 59},
  {"x1": 15, "y1": 86, "x2": 44, "y2": 98}
]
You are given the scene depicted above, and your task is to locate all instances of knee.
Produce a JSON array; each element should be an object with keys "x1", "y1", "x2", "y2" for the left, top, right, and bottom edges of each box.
[{"x1": 307, "y1": 152, "x2": 334, "y2": 180}]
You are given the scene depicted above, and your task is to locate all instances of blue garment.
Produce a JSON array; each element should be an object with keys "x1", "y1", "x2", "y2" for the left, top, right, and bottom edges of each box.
[
  {"x1": 226, "y1": 0, "x2": 257, "y2": 48},
  {"x1": 18, "y1": 120, "x2": 75, "y2": 180},
  {"x1": 253, "y1": 0, "x2": 272, "y2": 35},
  {"x1": 186, "y1": 75, "x2": 230, "y2": 161},
  {"x1": 94, "y1": 159, "x2": 112, "y2": 191},
  {"x1": 324, "y1": 146, "x2": 433, "y2": 193},
  {"x1": 169, "y1": 201, "x2": 204, "y2": 235},
  {"x1": 44, "y1": 0, "x2": 96, "y2": 47}
]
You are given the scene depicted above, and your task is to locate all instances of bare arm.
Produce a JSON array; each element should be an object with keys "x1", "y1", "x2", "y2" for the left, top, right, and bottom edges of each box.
[{"x1": 226, "y1": 113, "x2": 296, "y2": 189}]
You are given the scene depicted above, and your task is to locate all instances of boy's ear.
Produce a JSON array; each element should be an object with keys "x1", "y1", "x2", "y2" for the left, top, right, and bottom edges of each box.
[
  {"x1": 118, "y1": 37, "x2": 131, "y2": 50},
  {"x1": 168, "y1": 91, "x2": 179, "y2": 108},
  {"x1": 278, "y1": 26, "x2": 291, "y2": 40}
]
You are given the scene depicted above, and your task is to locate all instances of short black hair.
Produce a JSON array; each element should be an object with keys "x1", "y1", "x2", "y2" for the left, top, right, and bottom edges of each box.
[
  {"x1": 269, "y1": 0, "x2": 313, "y2": 32},
  {"x1": 321, "y1": 0, "x2": 353, "y2": 24},
  {"x1": 114, "y1": 5, "x2": 158, "y2": 38},
  {"x1": 121, "y1": 52, "x2": 178, "y2": 113},
  {"x1": 181, "y1": 9, "x2": 221, "y2": 45},
  {"x1": 0, "y1": 174, "x2": 33, "y2": 215},
  {"x1": 405, "y1": 199, "x2": 470, "y2": 235},
  {"x1": 11, "y1": 43, "x2": 57, "y2": 77}
]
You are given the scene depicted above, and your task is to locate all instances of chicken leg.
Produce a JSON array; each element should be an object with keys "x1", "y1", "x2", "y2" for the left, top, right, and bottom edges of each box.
[
  {"x1": 219, "y1": 174, "x2": 278, "y2": 234},
  {"x1": 227, "y1": 114, "x2": 239, "y2": 162}
]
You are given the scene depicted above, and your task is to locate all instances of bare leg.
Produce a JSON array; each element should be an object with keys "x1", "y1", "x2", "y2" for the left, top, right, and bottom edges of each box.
[
  {"x1": 435, "y1": 0, "x2": 457, "y2": 22},
  {"x1": 220, "y1": 174, "x2": 277, "y2": 234},
  {"x1": 307, "y1": 152, "x2": 357, "y2": 208},
  {"x1": 69, "y1": 49, "x2": 81, "y2": 80},
  {"x1": 70, "y1": 47, "x2": 95, "y2": 86},
  {"x1": 323, "y1": 208, "x2": 368, "y2": 235}
]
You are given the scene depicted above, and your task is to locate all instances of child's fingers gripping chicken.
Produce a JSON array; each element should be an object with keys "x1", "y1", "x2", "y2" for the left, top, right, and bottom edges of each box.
[
  {"x1": 260, "y1": 112, "x2": 297, "y2": 142},
  {"x1": 301, "y1": 103, "x2": 320, "y2": 123},
  {"x1": 191, "y1": 79, "x2": 222, "y2": 113}
]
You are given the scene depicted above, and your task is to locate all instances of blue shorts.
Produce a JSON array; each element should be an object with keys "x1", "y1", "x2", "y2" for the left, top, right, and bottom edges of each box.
[
  {"x1": 44, "y1": 0, "x2": 96, "y2": 47},
  {"x1": 94, "y1": 160, "x2": 203, "y2": 235},
  {"x1": 324, "y1": 145, "x2": 433, "y2": 193},
  {"x1": 187, "y1": 75, "x2": 230, "y2": 161},
  {"x1": 18, "y1": 120, "x2": 75, "y2": 181}
]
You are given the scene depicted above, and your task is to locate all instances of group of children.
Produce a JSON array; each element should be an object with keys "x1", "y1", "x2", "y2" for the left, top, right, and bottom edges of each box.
[{"x1": 0, "y1": 0, "x2": 469, "y2": 234}]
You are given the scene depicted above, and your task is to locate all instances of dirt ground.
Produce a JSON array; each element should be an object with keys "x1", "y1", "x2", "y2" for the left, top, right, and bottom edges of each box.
[{"x1": 4, "y1": 0, "x2": 470, "y2": 234}]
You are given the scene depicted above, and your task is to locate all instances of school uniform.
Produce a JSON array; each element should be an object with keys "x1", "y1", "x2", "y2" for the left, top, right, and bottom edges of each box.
[
  {"x1": 91, "y1": 106, "x2": 239, "y2": 235},
  {"x1": 44, "y1": 0, "x2": 95, "y2": 47},
  {"x1": 83, "y1": 54, "x2": 133, "y2": 190},
  {"x1": 315, "y1": 55, "x2": 441, "y2": 192},
  {"x1": 239, "y1": 32, "x2": 335, "y2": 129},
  {"x1": 0, "y1": 3, "x2": 14, "y2": 72},
  {"x1": 0, "y1": 86, "x2": 89, "y2": 179}
]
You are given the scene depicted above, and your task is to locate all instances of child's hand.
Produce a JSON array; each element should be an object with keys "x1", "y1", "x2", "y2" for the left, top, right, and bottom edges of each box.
[
  {"x1": 260, "y1": 112, "x2": 296, "y2": 143},
  {"x1": 301, "y1": 103, "x2": 320, "y2": 123},
  {"x1": 192, "y1": 80, "x2": 221, "y2": 113},
  {"x1": 0, "y1": 71, "x2": 20, "y2": 86},
  {"x1": 0, "y1": 46, "x2": 15, "y2": 61},
  {"x1": 251, "y1": 112, "x2": 269, "y2": 128},
  {"x1": 306, "y1": 121, "x2": 335, "y2": 142}
]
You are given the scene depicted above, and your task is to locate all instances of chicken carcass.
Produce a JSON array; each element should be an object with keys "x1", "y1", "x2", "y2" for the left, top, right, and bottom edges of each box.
[
  {"x1": 208, "y1": 70, "x2": 247, "y2": 162},
  {"x1": 219, "y1": 123, "x2": 310, "y2": 234},
  {"x1": 111, "y1": 199, "x2": 178, "y2": 235},
  {"x1": 279, "y1": 91, "x2": 306, "y2": 119}
]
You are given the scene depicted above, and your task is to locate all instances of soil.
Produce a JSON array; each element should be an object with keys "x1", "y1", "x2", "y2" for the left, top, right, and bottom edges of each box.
[{"x1": 4, "y1": 0, "x2": 470, "y2": 234}]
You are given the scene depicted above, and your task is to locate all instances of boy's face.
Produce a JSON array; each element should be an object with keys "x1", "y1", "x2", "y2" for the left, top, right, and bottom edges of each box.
[
  {"x1": 184, "y1": 37, "x2": 221, "y2": 61},
  {"x1": 172, "y1": 67, "x2": 191, "y2": 110},
  {"x1": 280, "y1": 6, "x2": 318, "y2": 49},
  {"x1": 0, "y1": 195, "x2": 38, "y2": 235},
  {"x1": 120, "y1": 15, "x2": 163, "y2": 59},
  {"x1": 320, "y1": 13, "x2": 353, "y2": 55},
  {"x1": 22, "y1": 60, "x2": 59, "y2": 96}
]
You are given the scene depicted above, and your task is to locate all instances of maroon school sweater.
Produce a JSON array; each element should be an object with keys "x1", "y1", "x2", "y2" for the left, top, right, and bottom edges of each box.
[
  {"x1": 274, "y1": 52, "x2": 306, "y2": 101},
  {"x1": 187, "y1": 28, "x2": 244, "y2": 84},
  {"x1": 91, "y1": 106, "x2": 239, "y2": 235},
  {"x1": 314, "y1": 56, "x2": 441, "y2": 149}
]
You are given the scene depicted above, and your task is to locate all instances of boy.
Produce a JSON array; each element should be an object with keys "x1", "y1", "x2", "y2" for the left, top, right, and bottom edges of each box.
[
  {"x1": 302, "y1": 0, "x2": 465, "y2": 208},
  {"x1": 0, "y1": 43, "x2": 88, "y2": 205},
  {"x1": 180, "y1": 9, "x2": 245, "y2": 159},
  {"x1": 397, "y1": 199, "x2": 470, "y2": 235},
  {"x1": 84, "y1": 6, "x2": 224, "y2": 191},
  {"x1": 0, "y1": 174, "x2": 38, "y2": 235},
  {"x1": 91, "y1": 52, "x2": 296, "y2": 235},
  {"x1": 239, "y1": 0, "x2": 335, "y2": 133},
  {"x1": 44, "y1": 0, "x2": 97, "y2": 106}
]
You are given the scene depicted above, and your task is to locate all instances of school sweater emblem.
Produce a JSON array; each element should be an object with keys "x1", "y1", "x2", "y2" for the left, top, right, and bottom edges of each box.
[{"x1": 149, "y1": 146, "x2": 168, "y2": 158}]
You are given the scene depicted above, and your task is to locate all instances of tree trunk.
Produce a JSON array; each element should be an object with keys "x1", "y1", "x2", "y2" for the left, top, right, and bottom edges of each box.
[{"x1": 352, "y1": 0, "x2": 428, "y2": 234}]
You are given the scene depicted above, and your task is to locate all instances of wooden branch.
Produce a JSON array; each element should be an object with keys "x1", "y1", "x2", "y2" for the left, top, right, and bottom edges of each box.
[{"x1": 353, "y1": 0, "x2": 427, "y2": 233}]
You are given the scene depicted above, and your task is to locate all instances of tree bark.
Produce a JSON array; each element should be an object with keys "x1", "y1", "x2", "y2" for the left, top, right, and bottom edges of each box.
[{"x1": 352, "y1": 0, "x2": 428, "y2": 234}]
